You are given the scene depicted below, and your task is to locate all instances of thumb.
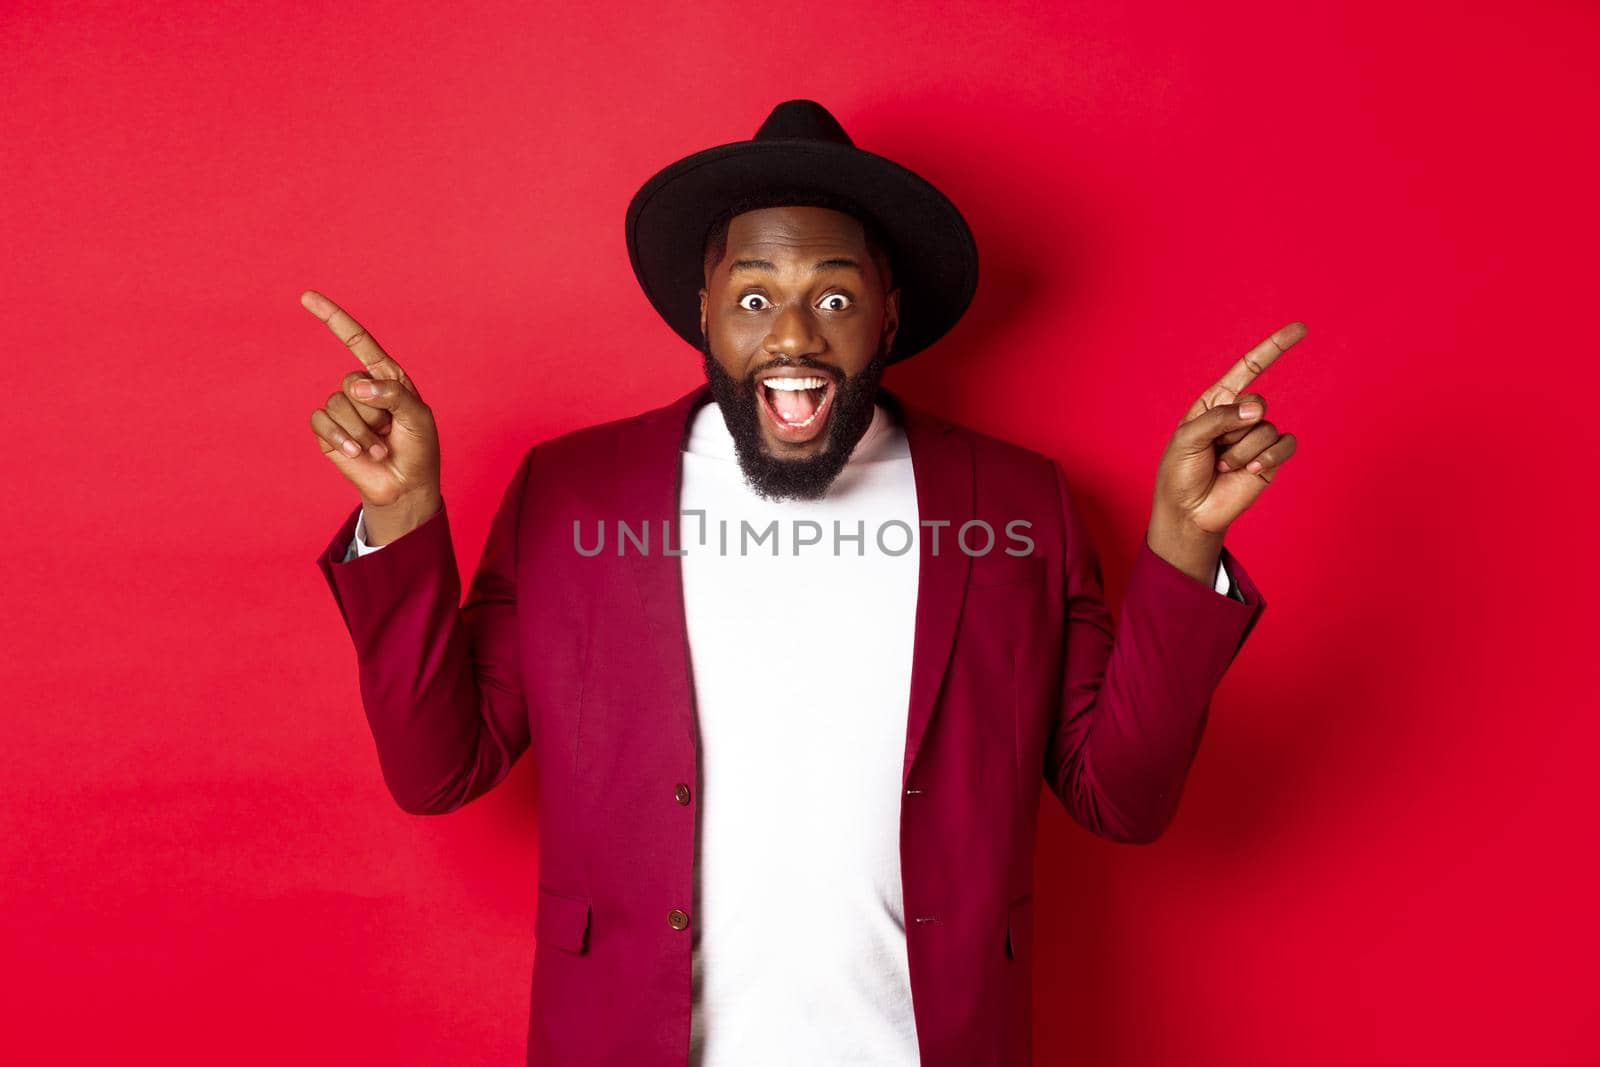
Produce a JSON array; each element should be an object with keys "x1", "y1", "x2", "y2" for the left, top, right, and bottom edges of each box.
[
  {"x1": 1173, "y1": 399, "x2": 1264, "y2": 455},
  {"x1": 349, "y1": 377, "x2": 430, "y2": 430}
]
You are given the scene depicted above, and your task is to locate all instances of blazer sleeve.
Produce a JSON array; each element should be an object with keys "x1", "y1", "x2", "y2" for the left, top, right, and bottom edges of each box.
[
  {"x1": 314, "y1": 447, "x2": 536, "y2": 815},
  {"x1": 1042, "y1": 462, "x2": 1267, "y2": 843}
]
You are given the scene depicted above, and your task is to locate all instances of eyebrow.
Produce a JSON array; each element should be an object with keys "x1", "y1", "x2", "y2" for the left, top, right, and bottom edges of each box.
[{"x1": 728, "y1": 256, "x2": 864, "y2": 276}]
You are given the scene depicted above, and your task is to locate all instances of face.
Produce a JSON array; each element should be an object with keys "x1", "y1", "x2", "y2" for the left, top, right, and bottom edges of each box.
[{"x1": 698, "y1": 205, "x2": 901, "y2": 500}]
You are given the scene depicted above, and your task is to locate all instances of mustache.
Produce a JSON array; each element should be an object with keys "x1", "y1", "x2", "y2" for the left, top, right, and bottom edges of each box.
[{"x1": 694, "y1": 334, "x2": 857, "y2": 388}]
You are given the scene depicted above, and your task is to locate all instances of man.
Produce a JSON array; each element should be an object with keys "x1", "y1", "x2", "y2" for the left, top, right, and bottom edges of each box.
[{"x1": 306, "y1": 99, "x2": 1296, "y2": 1066}]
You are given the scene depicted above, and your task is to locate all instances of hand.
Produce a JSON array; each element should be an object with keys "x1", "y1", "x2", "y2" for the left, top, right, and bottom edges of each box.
[
  {"x1": 302, "y1": 289, "x2": 442, "y2": 537},
  {"x1": 1152, "y1": 322, "x2": 1304, "y2": 540}
]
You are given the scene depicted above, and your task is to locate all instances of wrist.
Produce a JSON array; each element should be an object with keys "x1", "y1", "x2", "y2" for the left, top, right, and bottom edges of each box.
[
  {"x1": 361, "y1": 489, "x2": 443, "y2": 546},
  {"x1": 1145, "y1": 510, "x2": 1224, "y2": 587}
]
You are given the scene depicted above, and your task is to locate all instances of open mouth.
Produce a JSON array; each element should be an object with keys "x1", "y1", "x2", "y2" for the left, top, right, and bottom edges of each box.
[{"x1": 756, "y1": 374, "x2": 837, "y2": 445}]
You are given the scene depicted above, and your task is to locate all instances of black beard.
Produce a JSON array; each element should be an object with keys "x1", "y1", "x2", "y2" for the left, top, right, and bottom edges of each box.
[{"x1": 699, "y1": 334, "x2": 889, "y2": 501}]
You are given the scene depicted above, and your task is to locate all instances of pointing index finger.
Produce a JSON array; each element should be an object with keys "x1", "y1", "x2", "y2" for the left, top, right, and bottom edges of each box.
[
  {"x1": 1183, "y1": 321, "x2": 1306, "y2": 422},
  {"x1": 300, "y1": 289, "x2": 407, "y2": 381},
  {"x1": 1211, "y1": 321, "x2": 1306, "y2": 397}
]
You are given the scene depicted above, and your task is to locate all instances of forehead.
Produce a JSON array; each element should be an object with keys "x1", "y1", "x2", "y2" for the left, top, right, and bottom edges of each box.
[{"x1": 724, "y1": 205, "x2": 868, "y2": 254}]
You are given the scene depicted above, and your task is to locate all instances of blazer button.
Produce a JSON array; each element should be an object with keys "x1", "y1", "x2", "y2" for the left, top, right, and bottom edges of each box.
[
  {"x1": 668, "y1": 908, "x2": 690, "y2": 930},
  {"x1": 674, "y1": 783, "x2": 692, "y2": 805}
]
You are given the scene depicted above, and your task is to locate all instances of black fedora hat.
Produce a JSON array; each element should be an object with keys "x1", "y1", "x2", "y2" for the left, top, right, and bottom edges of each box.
[{"x1": 625, "y1": 99, "x2": 978, "y2": 365}]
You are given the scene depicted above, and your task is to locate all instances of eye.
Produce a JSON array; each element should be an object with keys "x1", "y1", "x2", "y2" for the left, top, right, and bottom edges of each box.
[
  {"x1": 819, "y1": 292, "x2": 852, "y2": 312},
  {"x1": 738, "y1": 293, "x2": 771, "y2": 311}
]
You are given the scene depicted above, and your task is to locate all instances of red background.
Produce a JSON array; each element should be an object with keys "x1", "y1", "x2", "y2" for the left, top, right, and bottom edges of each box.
[{"x1": 4, "y1": 1, "x2": 1595, "y2": 1063}]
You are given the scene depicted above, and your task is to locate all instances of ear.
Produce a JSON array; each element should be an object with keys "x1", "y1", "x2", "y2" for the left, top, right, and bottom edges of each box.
[
  {"x1": 698, "y1": 287, "x2": 708, "y2": 339},
  {"x1": 882, "y1": 286, "x2": 901, "y2": 355}
]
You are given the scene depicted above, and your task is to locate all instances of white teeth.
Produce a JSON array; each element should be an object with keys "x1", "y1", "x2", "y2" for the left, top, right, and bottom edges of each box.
[{"x1": 762, "y1": 376, "x2": 828, "y2": 391}]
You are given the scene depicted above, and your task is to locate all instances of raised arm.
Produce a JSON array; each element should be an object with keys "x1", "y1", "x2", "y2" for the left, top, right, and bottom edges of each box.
[
  {"x1": 303, "y1": 288, "x2": 532, "y2": 815},
  {"x1": 1043, "y1": 465, "x2": 1266, "y2": 843},
  {"x1": 1043, "y1": 322, "x2": 1301, "y2": 842}
]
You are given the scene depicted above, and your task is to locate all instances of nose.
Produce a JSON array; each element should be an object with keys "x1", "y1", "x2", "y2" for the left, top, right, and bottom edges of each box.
[{"x1": 763, "y1": 300, "x2": 825, "y2": 359}]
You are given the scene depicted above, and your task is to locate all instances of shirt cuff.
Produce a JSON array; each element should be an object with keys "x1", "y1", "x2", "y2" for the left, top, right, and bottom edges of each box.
[{"x1": 344, "y1": 507, "x2": 386, "y2": 562}]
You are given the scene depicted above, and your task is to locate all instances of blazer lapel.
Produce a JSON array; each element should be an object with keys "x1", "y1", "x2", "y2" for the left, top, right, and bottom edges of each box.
[
  {"x1": 880, "y1": 387, "x2": 974, "y2": 789},
  {"x1": 621, "y1": 383, "x2": 715, "y2": 751}
]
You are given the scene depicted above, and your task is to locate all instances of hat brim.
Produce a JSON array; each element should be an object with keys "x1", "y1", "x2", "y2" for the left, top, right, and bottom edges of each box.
[{"x1": 626, "y1": 139, "x2": 978, "y2": 365}]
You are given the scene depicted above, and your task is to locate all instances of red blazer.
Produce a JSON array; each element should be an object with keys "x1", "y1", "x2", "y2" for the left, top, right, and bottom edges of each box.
[{"x1": 315, "y1": 382, "x2": 1266, "y2": 1066}]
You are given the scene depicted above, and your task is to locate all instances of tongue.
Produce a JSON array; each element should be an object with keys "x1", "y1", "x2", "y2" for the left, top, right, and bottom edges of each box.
[{"x1": 770, "y1": 386, "x2": 819, "y2": 424}]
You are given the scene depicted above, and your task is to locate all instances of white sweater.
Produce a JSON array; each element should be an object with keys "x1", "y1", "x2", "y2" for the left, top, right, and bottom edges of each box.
[{"x1": 346, "y1": 401, "x2": 1232, "y2": 1064}]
